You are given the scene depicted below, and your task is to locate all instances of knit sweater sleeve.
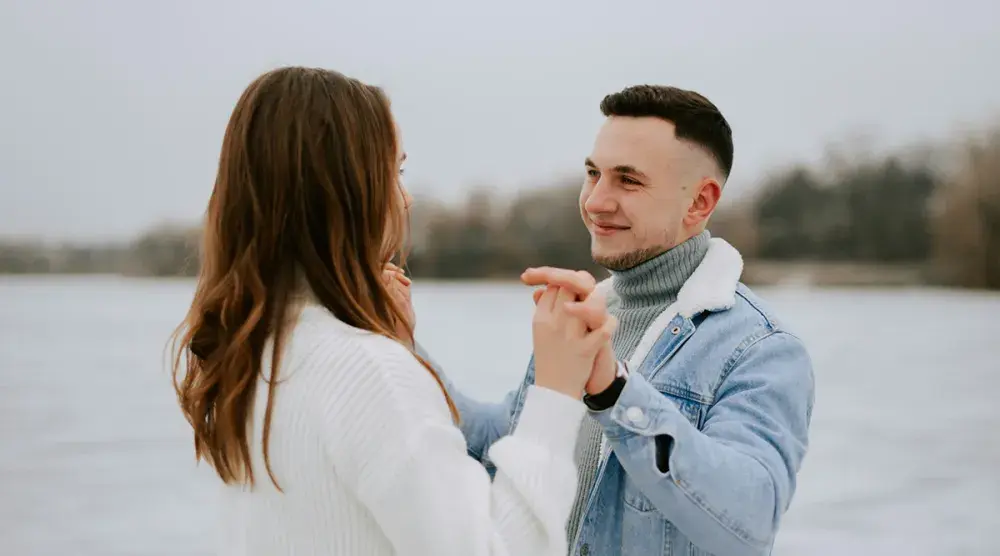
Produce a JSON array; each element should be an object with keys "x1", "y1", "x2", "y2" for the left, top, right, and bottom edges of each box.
[{"x1": 312, "y1": 333, "x2": 585, "y2": 556}]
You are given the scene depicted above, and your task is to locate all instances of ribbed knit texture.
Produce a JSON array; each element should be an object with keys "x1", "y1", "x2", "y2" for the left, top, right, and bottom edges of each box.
[
  {"x1": 564, "y1": 231, "x2": 710, "y2": 544},
  {"x1": 218, "y1": 300, "x2": 587, "y2": 556}
]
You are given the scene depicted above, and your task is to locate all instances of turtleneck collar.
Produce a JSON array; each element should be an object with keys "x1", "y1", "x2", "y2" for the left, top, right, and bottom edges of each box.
[{"x1": 611, "y1": 230, "x2": 711, "y2": 310}]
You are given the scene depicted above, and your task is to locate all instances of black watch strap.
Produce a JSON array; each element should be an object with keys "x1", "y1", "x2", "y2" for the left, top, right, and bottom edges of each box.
[{"x1": 583, "y1": 362, "x2": 628, "y2": 411}]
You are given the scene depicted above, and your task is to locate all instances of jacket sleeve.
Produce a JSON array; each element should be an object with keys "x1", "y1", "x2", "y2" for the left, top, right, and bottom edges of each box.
[
  {"x1": 591, "y1": 331, "x2": 815, "y2": 556},
  {"x1": 415, "y1": 342, "x2": 520, "y2": 467}
]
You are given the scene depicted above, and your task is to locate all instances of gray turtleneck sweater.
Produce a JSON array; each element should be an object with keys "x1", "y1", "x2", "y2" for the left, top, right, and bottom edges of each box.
[{"x1": 565, "y1": 230, "x2": 710, "y2": 544}]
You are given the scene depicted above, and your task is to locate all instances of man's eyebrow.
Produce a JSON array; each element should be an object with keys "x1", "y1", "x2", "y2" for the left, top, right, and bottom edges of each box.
[
  {"x1": 585, "y1": 158, "x2": 649, "y2": 180},
  {"x1": 612, "y1": 164, "x2": 648, "y2": 180}
]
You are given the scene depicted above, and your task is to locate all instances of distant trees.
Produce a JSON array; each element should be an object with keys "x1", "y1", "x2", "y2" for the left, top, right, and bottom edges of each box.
[
  {"x1": 0, "y1": 241, "x2": 53, "y2": 273},
  {"x1": 753, "y1": 157, "x2": 937, "y2": 262},
  {"x1": 2, "y1": 124, "x2": 997, "y2": 290},
  {"x1": 126, "y1": 225, "x2": 200, "y2": 277},
  {"x1": 930, "y1": 129, "x2": 1000, "y2": 289},
  {"x1": 404, "y1": 125, "x2": 996, "y2": 289},
  {"x1": 405, "y1": 180, "x2": 604, "y2": 280},
  {"x1": 0, "y1": 240, "x2": 128, "y2": 274}
]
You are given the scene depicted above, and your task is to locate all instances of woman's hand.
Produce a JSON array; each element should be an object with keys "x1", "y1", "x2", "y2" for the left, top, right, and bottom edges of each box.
[
  {"x1": 383, "y1": 262, "x2": 416, "y2": 347},
  {"x1": 525, "y1": 268, "x2": 618, "y2": 396}
]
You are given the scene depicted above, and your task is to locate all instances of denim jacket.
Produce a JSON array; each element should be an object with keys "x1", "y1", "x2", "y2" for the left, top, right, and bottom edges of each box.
[{"x1": 423, "y1": 238, "x2": 816, "y2": 556}]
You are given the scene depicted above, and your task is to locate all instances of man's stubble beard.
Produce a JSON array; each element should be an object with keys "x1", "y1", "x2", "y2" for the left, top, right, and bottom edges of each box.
[
  {"x1": 594, "y1": 245, "x2": 667, "y2": 272},
  {"x1": 592, "y1": 225, "x2": 680, "y2": 271}
]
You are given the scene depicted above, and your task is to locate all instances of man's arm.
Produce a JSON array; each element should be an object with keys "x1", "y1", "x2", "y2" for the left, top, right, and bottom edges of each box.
[
  {"x1": 591, "y1": 331, "x2": 815, "y2": 556},
  {"x1": 414, "y1": 342, "x2": 520, "y2": 468}
]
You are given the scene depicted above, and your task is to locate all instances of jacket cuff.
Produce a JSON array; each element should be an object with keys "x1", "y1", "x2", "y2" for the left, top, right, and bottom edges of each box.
[{"x1": 590, "y1": 372, "x2": 686, "y2": 440}]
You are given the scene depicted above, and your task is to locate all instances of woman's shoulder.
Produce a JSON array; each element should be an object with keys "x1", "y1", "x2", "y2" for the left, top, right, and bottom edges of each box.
[
  {"x1": 291, "y1": 304, "x2": 410, "y2": 363},
  {"x1": 285, "y1": 304, "x2": 449, "y2": 415}
]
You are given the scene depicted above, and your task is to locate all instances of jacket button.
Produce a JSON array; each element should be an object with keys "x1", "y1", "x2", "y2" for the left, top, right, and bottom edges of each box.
[
  {"x1": 626, "y1": 406, "x2": 646, "y2": 425},
  {"x1": 580, "y1": 543, "x2": 590, "y2": 556}
]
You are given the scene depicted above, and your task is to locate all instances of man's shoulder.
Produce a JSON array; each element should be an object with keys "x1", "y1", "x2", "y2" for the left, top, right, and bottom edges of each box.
[
  {"x1": 690, "y1": 284, "x2": 813, "y2": 398},
  {"x1": 728, "y1": 282, "x2": 799, "y2": 336},
  {"x1": 725, "y1": 283, "x2": 812, "y2": 371},
  {"x1": 695, "y1": 282, "x2": 805, "y2": 354}
]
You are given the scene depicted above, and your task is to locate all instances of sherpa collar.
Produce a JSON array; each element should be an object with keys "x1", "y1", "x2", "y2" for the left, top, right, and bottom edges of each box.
[{"x1": 596, "y1": 237, "x2": 743, "y2": 319}]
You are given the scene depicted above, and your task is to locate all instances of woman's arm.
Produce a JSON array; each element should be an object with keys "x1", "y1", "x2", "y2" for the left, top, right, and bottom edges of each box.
[
  {"x1": 414, "y1": 342, "x2": 522, "y2": 467},
  {"x1": 316, "y1": 338, "x2": 585, "y2": 556}
]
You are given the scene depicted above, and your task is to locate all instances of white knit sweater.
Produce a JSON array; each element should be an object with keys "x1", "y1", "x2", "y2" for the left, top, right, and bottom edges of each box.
[{"x1": 216, "y1": 301, "x2": 585, "y2": 556}]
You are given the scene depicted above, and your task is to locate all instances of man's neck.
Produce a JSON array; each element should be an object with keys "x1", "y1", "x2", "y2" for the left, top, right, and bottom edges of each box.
[{"x1": 610, "y1": 231, "x2": 711, "y2": 312}]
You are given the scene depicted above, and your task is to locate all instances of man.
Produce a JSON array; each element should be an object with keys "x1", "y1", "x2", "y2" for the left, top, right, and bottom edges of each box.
[{"x1": 421, "y1": 85, "x2": 815, "y2": 556}]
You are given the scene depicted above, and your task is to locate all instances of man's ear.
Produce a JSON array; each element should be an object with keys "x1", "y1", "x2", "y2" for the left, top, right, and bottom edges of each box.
[{"x1": 684, "y1": 178, "x2": 722, "y2": 228}]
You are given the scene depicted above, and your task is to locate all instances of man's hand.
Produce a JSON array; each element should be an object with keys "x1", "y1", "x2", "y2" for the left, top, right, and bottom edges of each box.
[
  {"x1": 522, "y1": 267, "x2": 597, "y2": 300},
  {"x1": 383, "y1": 262, "x2": 415, "y2": 347},
  {"x1": 586, "y1": 344, "x2": 618, "y2": 395},
  {"x1": 522, "y1": 267, "x2": 618, "y2": 395}
]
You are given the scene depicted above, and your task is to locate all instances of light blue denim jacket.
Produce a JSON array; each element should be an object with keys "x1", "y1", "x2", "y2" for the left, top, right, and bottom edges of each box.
[{"x1": 423, "y1": 239, "x2": 815, "y2": 556}]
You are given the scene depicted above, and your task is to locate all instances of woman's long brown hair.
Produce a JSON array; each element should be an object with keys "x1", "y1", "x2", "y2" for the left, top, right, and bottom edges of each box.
[{"x1": 169, "y1": 67, "x2": 458, "y2": 489}]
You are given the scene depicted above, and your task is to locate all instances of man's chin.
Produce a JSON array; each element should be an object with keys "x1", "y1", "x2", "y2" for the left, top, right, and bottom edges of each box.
[
  {"x1": 592, "y1": 251, "x2": 630, "y2": 272},
  {"x1": 593, "y1": 246, "x2": 663, "y2": 272}
]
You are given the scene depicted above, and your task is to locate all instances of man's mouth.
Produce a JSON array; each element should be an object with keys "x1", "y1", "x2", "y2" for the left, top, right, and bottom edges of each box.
[{"x1": 592, "y1": 223, "x2": 629, "y2": 236}]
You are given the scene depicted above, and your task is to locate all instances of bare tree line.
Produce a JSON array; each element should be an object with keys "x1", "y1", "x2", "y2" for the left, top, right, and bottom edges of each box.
[{"x1": 2, "y1": 126, "x2": 997, "y2": 289}]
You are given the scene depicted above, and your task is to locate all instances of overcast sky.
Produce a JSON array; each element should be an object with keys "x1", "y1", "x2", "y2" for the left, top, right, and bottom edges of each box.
[{"x1": 2, "y1": 0, "x2": 998, "y2": 240}]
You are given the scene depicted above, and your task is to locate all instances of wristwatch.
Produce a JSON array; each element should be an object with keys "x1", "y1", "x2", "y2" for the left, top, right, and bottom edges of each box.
[{"x1": 583, "y1": 360, "x2": 629, "y2": 411}]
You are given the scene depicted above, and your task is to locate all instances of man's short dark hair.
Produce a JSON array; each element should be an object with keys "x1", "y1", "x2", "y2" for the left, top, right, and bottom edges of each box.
[{"x1": 600, "y1": 85, "x2": 733, "y2": 179}]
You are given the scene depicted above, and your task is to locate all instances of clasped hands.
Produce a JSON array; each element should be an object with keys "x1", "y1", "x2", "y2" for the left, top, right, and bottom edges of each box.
[
  {"x1": 383, "y1": 262, "x2": 618, "y2": 401},
  {"x1": 521, "y1": 267, "x2": 619, "y2": 400}
]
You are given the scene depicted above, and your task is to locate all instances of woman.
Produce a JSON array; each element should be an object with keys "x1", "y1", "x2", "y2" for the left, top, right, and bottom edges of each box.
[{"x1": 170, "y1": 66, "x2": 614, "y2": 555}]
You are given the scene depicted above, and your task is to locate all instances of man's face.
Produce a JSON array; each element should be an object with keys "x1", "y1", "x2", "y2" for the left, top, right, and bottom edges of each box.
[{"x1": 579, "y1": 116, "x2": 720, "y2": 271}]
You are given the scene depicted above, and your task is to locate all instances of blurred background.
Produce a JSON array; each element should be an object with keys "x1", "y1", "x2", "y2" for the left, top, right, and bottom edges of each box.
[{"x1": 1, "y1": 0, "x2": 998, "y2": 554}]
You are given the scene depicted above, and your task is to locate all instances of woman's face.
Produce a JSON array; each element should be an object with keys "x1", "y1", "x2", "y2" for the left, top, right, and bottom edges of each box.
[
  {"x1": 382, "y1": 121, "x2": 412, "y2": 263},
  {"x1": 395, "y1": 121, "x2": 413, "y2": 211}
]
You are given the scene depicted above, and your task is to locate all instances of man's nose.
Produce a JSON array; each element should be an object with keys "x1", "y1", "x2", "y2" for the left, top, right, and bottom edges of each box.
[{"x1": 584, "y1": 179, "x2": 616, "y2": 214}]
